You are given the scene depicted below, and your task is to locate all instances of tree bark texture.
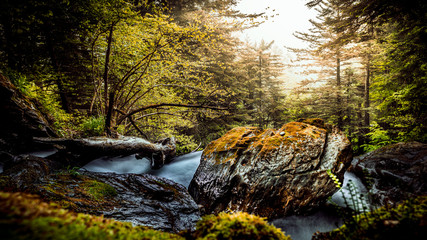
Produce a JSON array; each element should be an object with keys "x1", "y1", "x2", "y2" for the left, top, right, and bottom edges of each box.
[{"x1": 34, "y1": 136, "x2": 176, "y2": 169}]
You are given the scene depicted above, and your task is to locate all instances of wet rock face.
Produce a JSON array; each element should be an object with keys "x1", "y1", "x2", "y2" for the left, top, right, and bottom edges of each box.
[
  {"x1": 2, "y1": 155, "x2": 53, "y2": 189},
  {"x1": 350, "y1": 142, "x2": 427, "y2": 206},
  {"x1": 189, "y1": 120, "x2": 352, "y2": 219},
  {"x1": 83, "y1": 172, "x2": 200, "y2": 233},
  {"x1": 1, "y1": 156, "x2": 200, "y2": 233}
]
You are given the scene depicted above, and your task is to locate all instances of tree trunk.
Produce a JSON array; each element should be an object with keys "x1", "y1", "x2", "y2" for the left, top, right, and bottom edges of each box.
[
  {"x1": 34, "y1": 136, "x2": 176, "y2": 169},
  {"x1": 336, "y1": 56, "x2": 343, "y2": 129},
  {"x1": 364, "y1": 63, "x2": 370, "y2": 128},
  {"x1": 105, "y1": 92, "x2": 115, "y2": 136},
  {"x1": 103, "y1": 24, "x2": 114, "y2": 115}
]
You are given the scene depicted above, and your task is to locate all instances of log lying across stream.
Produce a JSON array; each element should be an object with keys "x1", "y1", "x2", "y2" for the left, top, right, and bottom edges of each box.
[{"x1": 34, "y1": 136, "x2": 176, "y2": 169}]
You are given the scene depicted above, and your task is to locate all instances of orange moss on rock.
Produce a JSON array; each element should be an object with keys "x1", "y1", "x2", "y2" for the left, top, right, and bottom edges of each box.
[{"x1": 204, "y1": 121, "x2": 328, "y2": 164}]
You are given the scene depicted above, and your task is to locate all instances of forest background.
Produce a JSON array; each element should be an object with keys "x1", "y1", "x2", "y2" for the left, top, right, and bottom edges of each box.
[{"x1": 0, "y1": 0, "x2": 425, "y2": 155}]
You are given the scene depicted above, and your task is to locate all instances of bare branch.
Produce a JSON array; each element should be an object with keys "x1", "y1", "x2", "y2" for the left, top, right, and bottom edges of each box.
[{"x1": 116, "y1": 103, "x2": 228, "y2": 125}]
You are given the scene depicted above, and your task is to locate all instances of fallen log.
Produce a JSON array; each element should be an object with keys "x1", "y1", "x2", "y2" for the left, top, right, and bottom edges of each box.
[{"x1": 34, "y1": 136, "x2": 176, "y2": 169}]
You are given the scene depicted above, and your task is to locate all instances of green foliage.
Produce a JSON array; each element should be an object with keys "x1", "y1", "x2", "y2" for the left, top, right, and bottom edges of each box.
[
  {"x1": 324, "y1": 168, "x2": 427, "y2": 240},
  {"x1": 193, "y1": 212, "x2": 291, "y2": 240},
  {"x1": 326, "y1": 169, "x2": 342, "y2": 189},
  {"x1": 0, "y1": 191, "x2": 183, "y2": 240},
  {"x1": 174, "y1": 134, "x2": 199, "y2": 155},
  {"x1": 82, "y1": 180, "x2": 117, "y2": 201},
  {"x1": 57, "y1": 166, "x2": 81, "y2": 177},
  {"x1": 79, "y1": 116, "x2": 105, "y2": 137},
  {"x1": 3, "y1": 69, "x2": 32, "y2": 95},
  {"x1": 317, "y1": 196, "x2": 427, "y2": 240},
  {"x1": 3, "y1": 70, "x2": 77, "y2": 137},
  {"x1": 361, "y1": 121, "x2": 395, "y2": 152}
]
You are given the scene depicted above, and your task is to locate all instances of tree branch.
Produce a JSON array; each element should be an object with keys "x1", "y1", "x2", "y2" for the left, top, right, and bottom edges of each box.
[{"x1": 116, "y1": 103, "x2": 228, "y2": 124}]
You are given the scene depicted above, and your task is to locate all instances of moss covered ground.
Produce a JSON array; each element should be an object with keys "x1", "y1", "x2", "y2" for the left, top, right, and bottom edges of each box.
[
  {"x1": 0, "y1": 191, "x2": 293, "y2": 240},
  {"x1": 0, "y1": 191, "x2": 183, "y2": 240},
  {"x1": 194, "y1": 212, "x2": 291, "y2": 240}
]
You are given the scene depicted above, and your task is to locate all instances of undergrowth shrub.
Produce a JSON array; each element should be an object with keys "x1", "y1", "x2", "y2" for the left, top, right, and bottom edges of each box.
[
  {"x1": 4, "y1": 70, "x2": 77, "y2": 137},
  {"x1": 79, "y1": 116, "x2": 105, "y2": 137},
  {"x1": 193, "y1": 211, "x2": 291, "y2": 240}
]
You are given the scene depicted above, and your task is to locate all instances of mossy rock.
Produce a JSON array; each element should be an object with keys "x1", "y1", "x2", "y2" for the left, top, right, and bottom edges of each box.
[
  {"x1": 193, "y1": 212, "x2": 291, "y2": 240},
  {"x1": 0, "y1": 191, "x2": 183, "y2": 240},
  {"x1": 190, "y1": 120, "x2": 352, "y2": 218},
  {"x1": 36, "y1": 173, "x2": 119, "y2": 213}
]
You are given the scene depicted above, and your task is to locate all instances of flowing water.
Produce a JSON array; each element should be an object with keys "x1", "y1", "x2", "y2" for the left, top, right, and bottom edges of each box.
[
  {"x1": 83, "y1": 151, "x2": 202, "y2": 188},
  {"x1": 1, "y1": 149, "x2": 369, "y2": 240},
  {"x1": 83, "y1": 152, "x2": 370, "y2": 240},
  {"x1": 272, "y1": 172, "x2": 369, "y2": 240}
]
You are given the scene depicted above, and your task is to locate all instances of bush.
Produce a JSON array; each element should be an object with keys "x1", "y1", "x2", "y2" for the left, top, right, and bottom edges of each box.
[
  {"x1": 79, "y1": 116, "x2": 105, "y2": 137},
  {"x1": 193, "y1": 212, "x2": 291, "y2": 240}
]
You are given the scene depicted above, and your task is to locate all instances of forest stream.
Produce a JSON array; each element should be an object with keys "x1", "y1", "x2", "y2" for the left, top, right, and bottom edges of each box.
[
  {"x1": 75, "y1": 151, "x2": 368, "y2": 240},
  {"x1": 0, "y1": 150, "x2": 370, "y2": 240}
]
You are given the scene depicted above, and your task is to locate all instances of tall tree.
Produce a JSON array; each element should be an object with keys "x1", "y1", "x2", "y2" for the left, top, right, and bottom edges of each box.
[{"x1": 307, "y1": 0, "x2": 427, "y2": 146}]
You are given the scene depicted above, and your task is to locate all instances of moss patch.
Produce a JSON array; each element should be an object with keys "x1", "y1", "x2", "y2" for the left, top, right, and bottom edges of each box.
[
  {"x1": 204, "y1": 121, "x2": 327, "y2": 164},
  {"x1": 37, "y1": 174, "x2": 118, "y2": 213},
  {"x1": 193, "y1": 211, "x2": 291, "y2": 240},
  {"x1": 81, "y1": 180, "x2": 117, "y2": 201},
  {"x1": 0, "y1": 191, "x2": 183, "y2": 240}
]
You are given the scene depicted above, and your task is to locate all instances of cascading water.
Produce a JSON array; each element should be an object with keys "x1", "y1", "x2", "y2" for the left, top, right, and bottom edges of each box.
[
  {"x1": 1, "y1": 150, "x2": 370, "y2": 240},
  {"x1": 83, "y1": 151, "x2": 202, "y2": 188},
  {"x1": 82, "y1": 152, "x2": 371, "y2": 240},
  {"x1": 271, "y1": 172, "x2": 371, "y2": 240}
]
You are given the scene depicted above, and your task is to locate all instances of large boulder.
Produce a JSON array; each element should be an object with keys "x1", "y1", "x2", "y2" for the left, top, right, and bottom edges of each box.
[
  {"x1": 350, "y1": 141, "x2": 427, "y2": 206},
  {"x1": 189, "y1": 119, "x2": 352, "y2": 218}
]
